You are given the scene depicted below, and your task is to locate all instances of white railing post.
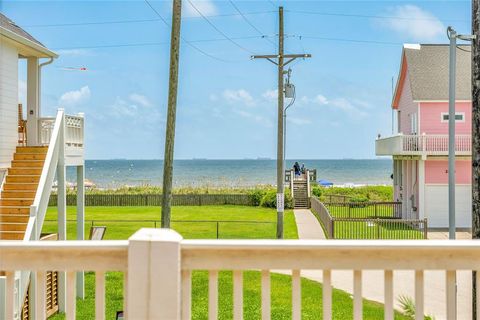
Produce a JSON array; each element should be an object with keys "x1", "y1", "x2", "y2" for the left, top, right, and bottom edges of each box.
[
  {"x1": 127, "y1": 229, "x2": 182, "y2": 319},
  {"x1": 57, "y1": 109, "x2": 67, "y2": 313}
]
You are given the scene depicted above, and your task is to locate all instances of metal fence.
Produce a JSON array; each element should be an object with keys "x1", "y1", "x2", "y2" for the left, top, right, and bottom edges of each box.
[
  {"x1": 43, "y1": 219, "x2": 276, "y2": 239},
  {"x1": 310, "y1": 197, "x2": 427, "y2": 239},
  {"x1": 48, "y1": 193, "x2": 254, "y2": 207},
  {"x1": 324, "y1": 201, "x2": 402, "y2": 219},
  {"x1": 324, "y1": 194, "x2": 352, "y2": 203}
]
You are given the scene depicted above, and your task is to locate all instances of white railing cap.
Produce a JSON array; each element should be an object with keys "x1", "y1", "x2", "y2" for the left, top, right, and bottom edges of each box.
[{"x1": 129, "y1": 228, "x2": 183, "y2": 242}]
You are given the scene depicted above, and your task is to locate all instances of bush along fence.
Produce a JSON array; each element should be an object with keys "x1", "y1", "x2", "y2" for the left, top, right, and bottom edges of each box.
[
  {"x1": 48, "y1": 194, "x2": 255, "y2": 207},
  {"x1": 310, "y1": 197, "x2": 428, "y2": 240}
]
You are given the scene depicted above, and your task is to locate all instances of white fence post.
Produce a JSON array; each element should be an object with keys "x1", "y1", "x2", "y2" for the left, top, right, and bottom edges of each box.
[{"x1": 127, "y1": 228, "x2": 182, "y2": 319}]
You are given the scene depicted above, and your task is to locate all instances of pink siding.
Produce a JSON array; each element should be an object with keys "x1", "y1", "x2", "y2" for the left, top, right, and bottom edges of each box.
[
  {"x1": 398, "y1": 69, "x2": 418, "y2": 134},
  {"x1": 419, "y1": 101, "x2": 471, "y2": 135},
  {"x1": 425, "y1": 159, "x2": 471, "y2": 184}
]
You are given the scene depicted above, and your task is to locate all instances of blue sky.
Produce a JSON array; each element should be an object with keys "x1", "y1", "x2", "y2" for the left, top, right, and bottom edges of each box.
[{"x1": 1, "y1": 0, "x2": 471, "y2": 159}]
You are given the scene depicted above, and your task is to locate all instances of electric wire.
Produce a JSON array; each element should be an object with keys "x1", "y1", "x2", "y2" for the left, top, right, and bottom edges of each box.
[
  {"x1": 186, "y1": 0, "x2": 255, "y2": 54},
  {"x1": 144, "y1": 0, "x2": 239, "y2": 63},
  {"x1": 228, "y1": 0, "x2": 276, "y2": 48}
]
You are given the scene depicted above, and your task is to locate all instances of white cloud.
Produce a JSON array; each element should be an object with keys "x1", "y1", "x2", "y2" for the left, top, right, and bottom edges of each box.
[
  {"x1": 111, "y1": 97, "x2": 138, "y2": 117},
  {"x1": 313, "y1": 94, "x2": 329, "y2": 105},
  {"x1": 329, "y1": 98, "x2": 369, "y2": 118},
  {"x1": 129, "y1": 93, "x2": 152, "y2": 107},
  {"x1": 184, "y1": 0, "x2": 217, "y2": 17},
  {"x1": 56, "y1": 49, "x2": 94, "y2": 57},
  {"x1": 380, "y1": 5, "x2": 444, "y2": 40},
  {"x1": 234, "y1": 109, "x2": 272, "y2": 128},
  {"x1": 288, "y1": 117, "x2": 311, "y2": 125},
  {"x1": 59, "y1": 86, "x2": 91, "y2": 107},
  {"x1": 222, "y1": 89, "x2": 256, "y2": 107},
  {"x1": 262, "y1": 89, "x2": 277, "y2": 101}
]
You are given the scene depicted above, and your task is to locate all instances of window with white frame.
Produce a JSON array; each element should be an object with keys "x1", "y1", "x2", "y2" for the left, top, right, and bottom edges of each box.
[
  {"x1": 441, "y1": 112, "x2": 465, "y2": 123},
  {"x1": 410, "y1": 113, "x2": 418, "y2": 134}
]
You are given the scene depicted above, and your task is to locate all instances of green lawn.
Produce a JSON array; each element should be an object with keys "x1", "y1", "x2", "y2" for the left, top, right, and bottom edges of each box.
[
  {"x1": 43, "y1": 205, "x2": 409, "y2": 319},
  {"x1": 43, "y1": 205, "x2": 298, "y2": 240},
  {"x1": 327, "y1": 204, "x2": 398, "y2": 219},
  {"x1": 333, "y1": 220, "x2": 424, "y2": 239}
]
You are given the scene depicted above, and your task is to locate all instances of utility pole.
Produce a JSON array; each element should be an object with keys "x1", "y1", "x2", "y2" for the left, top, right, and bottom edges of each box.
[
  {"x1": 252, "y1": 6, "x2": 311, "y2": 239},
  {"x1": 161, "y1": 0, "x2": 182, "y2": 228},
  {"x1": 472, "y1": 1, "x2": 480, "y2": 318},
  {"x1": 448, "y1": 26, "x2": 457, "y2": 241}
]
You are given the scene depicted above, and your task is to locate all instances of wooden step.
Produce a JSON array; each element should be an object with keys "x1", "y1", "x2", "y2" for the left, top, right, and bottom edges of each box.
[
  {"x1": 0, "y1": 198, "x2": 34, "y2": 206},
  {"x1": 11, "y1": 160, "x2": 45, "y2": 168},
  {"x1": 0, "y1": 206, "x2": 30, "y2": 214},
  {"x1": 16, "y1": 146, "x2": 48, "y2": 154},
  {"x1": 8, "y1": 167, "x2": 43, "y2": 175},
  {"x1": 14, "y1": 153, "x2": 46, "y2": 160},
  {"x1": 0, "y1": 232, "x2": 25, "y2": 240},
  {"x1": 1, "y1": 190, "x2": 36, "y2": 198},
  {"x1": 3, "y1": 183, "x2": 38, "y2": 191},
  {"x1": 0, "y1": 222, "x2": 28, "y2": 232},
  {"x1": 6, "y1": 175, "x2": 40, "y2": 183},
  {"x1": 0, "y1": 215, "x2": 29, "y2": 223}
]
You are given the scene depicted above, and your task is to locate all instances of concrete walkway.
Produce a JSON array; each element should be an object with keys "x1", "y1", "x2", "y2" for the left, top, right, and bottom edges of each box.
[{"x1": 290, "y1": 209, "x2": 472, "y2": 320}]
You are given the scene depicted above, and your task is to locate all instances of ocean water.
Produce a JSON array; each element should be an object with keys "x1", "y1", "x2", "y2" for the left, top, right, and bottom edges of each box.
[{"x1": 66, "y1": 159, "x2": 393, "y2": 189}]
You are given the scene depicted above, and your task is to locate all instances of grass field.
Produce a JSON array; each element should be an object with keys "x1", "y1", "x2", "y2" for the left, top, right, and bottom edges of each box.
[
  {"x1": 43, "y1": 205, "x2": 298, "y2": 240},
  {"x1": 44, "y1": 205, "x2": 409, "y2": 319}
]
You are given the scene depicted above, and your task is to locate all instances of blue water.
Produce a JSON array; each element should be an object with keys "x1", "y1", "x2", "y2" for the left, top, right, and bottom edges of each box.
[{"x1": 66, "y1": 159, "x2": 393, "y2": 188}]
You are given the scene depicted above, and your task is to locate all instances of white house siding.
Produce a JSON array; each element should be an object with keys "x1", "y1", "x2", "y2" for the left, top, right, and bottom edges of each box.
[
  {"x1": 0, "y1": 39, "x2": 18, "y2": 169},
  {"x1": 424, "y1": 184, "x2": 471, "y2": 228}
]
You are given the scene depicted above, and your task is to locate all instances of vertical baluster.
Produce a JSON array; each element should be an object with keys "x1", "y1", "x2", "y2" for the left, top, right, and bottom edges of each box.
[
  {"x1": 66, "y1": 271, "x2": 76, "y2": 320},
  {"x1": 96, "y1": 271, "x2": 105, "y2": 320},
  {"x1": 36, "y1": 271, "x2": 47, "y2": 320},
  {"x1": 233, "y1": 270, "x2": 243, "y2": 320},
  {"x1": 476, "y1": 271, "x2": 480, "y2": 320},
  {"x1": 5, "y1": 271, "x2": 15, "y2": 320},
  {"x1": 415, "y1": 270, "x2": 424, "y2": 320},
  {"x1": 123, "y1": 271, "x2": 128, "y2": 317},
  {"x1": 182, "y1": 270, "x2": 192, "y2": 320},
  {"x1": 446, "y1": 270, "x2": 456, "y2": 319},
  {"x1": 209, "y1": 270, "x2": 218, "y2": 320},
  {"x1": 384, "y1": 270, "x2": 393, "y2": 320},
  {"x1": 353, "y1": 270, "x2": 362, "y2": 320},
  {"x1": 261, "y1": 270, "x2": 271, "y2": 320},
  {"x1": 292, "y1": 270, "x2": 301, "y2": 320},
  {"x1": 323, "y1": 270, "x2": 332, "y2": 320}
]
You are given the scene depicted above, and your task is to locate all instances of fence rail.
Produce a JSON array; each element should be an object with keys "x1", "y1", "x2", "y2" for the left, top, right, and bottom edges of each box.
[
  {"x1": 48, "y1": 193, "x2": 254, "y2": 207},
  {"x1": 324, "y1": 201, "x2": 402, "y2": 219},
  {"x1": 1, "y1": 229, "x2": 477, "y2": 320},
  {"x1": 310, "y1": 197, "x2": 427, "y2": 239}
]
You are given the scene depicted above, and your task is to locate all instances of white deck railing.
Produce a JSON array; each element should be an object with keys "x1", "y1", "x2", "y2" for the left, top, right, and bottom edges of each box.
[
  {"x1": 38, "y1": 112, "x2": 84, "y2": 149},
  {"x1": 376, "y1": 134, "x2": 472, "y2": 156},
  {"x1": 2, "y1": 228, "x2": 480, "y2": 320}
]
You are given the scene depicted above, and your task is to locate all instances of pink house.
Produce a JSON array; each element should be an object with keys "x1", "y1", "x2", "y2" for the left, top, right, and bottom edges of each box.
[{"x1": 376, "y1": 44, "x2": 472, "y2": 229}]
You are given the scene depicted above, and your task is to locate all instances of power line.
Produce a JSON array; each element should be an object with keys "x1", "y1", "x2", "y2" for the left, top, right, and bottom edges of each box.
[
  {"x1": 52, "y1": 35, "x2": 267, "y2": 50},
  {"x1": 228, "y1": 0, "x2": 276, "y2": 48},
  {"x1": 276, "y1": 34, "x2": 402, "y2": 46},
  {"x1": 287, "y1": 9, "x2": 468, "y2": 23},
  {"x1": 186, "y1": 0, "x2": 255, "y2": 54},
  {"x1": 144, "y1": 0, "x2": 238, "y2": 63},
  {"x1": 23, "y1": 11, "x2": 276, "y2": 28}
]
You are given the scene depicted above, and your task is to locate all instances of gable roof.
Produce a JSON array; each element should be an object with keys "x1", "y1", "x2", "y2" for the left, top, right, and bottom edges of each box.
[
  {"x1": 0, "y1": 12, "x2": 57, "y2": 58},
  {"x1": 392, "y1": 44, "x2": 471, "y2": 109}
]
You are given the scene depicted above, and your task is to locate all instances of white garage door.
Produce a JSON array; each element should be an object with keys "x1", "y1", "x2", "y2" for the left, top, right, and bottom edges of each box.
[{"x1": 424, "y1": 184, "x2": 471, "y2": 228}]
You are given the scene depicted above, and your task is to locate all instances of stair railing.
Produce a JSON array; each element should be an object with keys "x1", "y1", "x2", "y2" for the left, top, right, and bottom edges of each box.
[{"x1": 14, "y1": 109, "x2": 65, "y2": 319}]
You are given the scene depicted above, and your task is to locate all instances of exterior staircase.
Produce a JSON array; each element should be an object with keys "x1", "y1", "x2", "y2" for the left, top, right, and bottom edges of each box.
[
  {"x1": 0, "y1": 146, "x2": 47, "y2": 240},
  {"x1": 293, "y1": 180, "x2": 309, "y2": 209}
]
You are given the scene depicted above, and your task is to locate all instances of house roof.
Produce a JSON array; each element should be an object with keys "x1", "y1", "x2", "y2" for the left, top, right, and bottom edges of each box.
[
  {"x1": 0, "y1": 12, "x2": 57, "y2": 58},
  {"x1": 392, "y1": 44, "x2": 471, "y2": 108}
]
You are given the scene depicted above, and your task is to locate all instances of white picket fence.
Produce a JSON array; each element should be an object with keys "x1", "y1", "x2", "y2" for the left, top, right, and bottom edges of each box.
[{"x1": 2, "y1": 228, "x2": 480, "y2": 319}]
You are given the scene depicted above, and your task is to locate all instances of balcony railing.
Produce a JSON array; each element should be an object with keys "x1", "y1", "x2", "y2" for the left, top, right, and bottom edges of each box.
[
  {"x1": 375, "y1": 134, "x2": 471, "y2": 156},
  {"x1": 1, "y1": 228, "x2": 478, "y2": 319}
]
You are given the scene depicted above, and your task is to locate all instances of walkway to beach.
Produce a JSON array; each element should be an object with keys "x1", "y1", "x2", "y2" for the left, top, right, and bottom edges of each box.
[{"x1": 291, "y1": 208, "x2": 472, "y2": 319}]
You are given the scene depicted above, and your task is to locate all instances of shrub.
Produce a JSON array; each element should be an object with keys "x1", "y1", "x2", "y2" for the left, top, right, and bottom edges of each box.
[
  {"x1": 247, "y1": 188, "x2": 267, "y2": 206},
  {"x1": 259, "y1": 189, "x2": 293, "y2": 209}
]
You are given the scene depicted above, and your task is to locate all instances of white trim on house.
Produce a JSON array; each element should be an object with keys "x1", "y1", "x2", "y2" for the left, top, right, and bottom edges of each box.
[
  {"x1": 414, "y1": 100, "x2": 471, "y2": 103},
  {"x1": 0, "y1": 26, "x2": 57, "y2": 58},
  {"x1": 440, "y1": 112, "x2": 465, "y2": 123}
]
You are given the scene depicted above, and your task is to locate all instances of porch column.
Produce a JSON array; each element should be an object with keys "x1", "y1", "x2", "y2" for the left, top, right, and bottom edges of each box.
[
  {"x1": 26, "y1": 57, "x2": 39, "y2": 146},
  {"x1": 76, "y1": 165, "x2": 85, "y2": 299},
  {"x1": 402, "y1": 160, "x2": 408, "y2": 218},
  {"x1": 418, "y1": 160, "x2": 426, "y2": 220},
  {"x1": 57, "y1": 112, "x2": 67, "y2": 312}
]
